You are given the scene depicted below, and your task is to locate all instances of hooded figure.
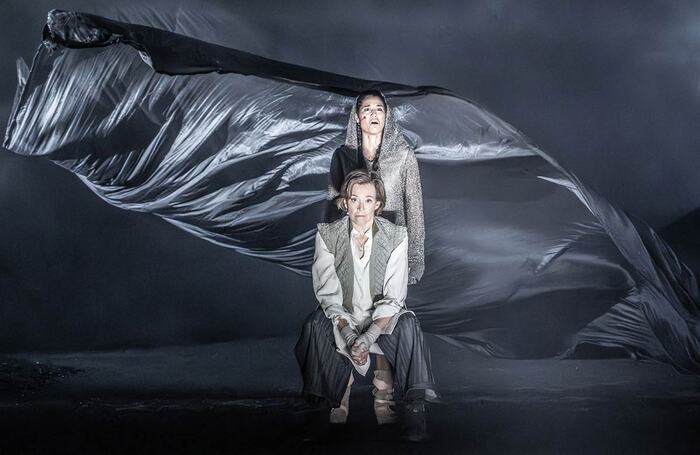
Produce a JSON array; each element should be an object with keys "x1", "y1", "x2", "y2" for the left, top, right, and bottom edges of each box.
[{"x1": 327, "y1": 90, "x2": 426, "y2": 285}]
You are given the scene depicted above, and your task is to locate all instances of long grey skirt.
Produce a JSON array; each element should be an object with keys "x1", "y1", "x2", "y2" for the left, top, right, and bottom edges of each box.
[{"x1": 294, "y1": 308, "x2": 439, "y2": 407}]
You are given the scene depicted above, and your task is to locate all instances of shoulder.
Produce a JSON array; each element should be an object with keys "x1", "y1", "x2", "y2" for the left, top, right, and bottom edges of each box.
[
  {"x1": 375, "y1": 215, "x2": 399, "y2": 228},
  {"x1": 375, "y1": 216, "x2": 407, "y2": 240},
  {"x1": 317, "y1": 217, "x2": 349, "y2": 254},
  {"x1": 402, "y1": 147, "x2": 418, "y2": 166},
  {"x1": 332, "y1": 145, "x2": 356, "y2": 161},
  {"x1": 385, "y1": 143, "x2": 417, "y2": 169},
  {"x1": 317, "y1": 216, "x2": 348, "y2": 234},
  {"x1": 330, "y1": 145, "x2": 359, "y2": 182}
]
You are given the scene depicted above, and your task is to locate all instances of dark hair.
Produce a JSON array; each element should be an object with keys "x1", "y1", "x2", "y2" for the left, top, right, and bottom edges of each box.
[
  {"x1": 355, "y1": 90, "x2": 387, "y2": 114},
  {"x1": 354, "y1": 90, "x2": 388, "y2": 172},
  {"x1": 336, "y1": 168, "x2": 386, "y2": 215}
]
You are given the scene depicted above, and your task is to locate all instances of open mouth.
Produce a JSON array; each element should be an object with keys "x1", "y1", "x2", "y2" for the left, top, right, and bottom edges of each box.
[{"x1": 370, "y1": 120, "x2": 380, "y2": 125}]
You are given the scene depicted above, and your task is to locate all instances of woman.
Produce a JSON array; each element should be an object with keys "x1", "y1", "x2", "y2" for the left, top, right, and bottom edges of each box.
[
  {"x1": 298, "y1": 169, "x2": 437, "y2": 440},
  {"x1": 327, "y1": 90, "x2": 425, "y2": 285},
  {"x1": 321, "y1": 91, "x2": 428, "y2": 428}
]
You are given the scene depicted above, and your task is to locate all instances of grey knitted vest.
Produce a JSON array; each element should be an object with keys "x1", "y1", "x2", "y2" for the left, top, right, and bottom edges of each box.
[{"x1": 317, "y1": 216, "x2": 406, "y2": 312}]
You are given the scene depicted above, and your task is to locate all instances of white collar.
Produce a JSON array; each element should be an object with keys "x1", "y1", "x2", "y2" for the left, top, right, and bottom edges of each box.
[{"x1": 350, "y1": 224, "x2": 373, "y2": 239}]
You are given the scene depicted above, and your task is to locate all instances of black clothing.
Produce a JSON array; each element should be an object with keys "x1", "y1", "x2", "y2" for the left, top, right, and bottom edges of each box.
[{"x1": 295, "y1": 308, "x2": 439, "y2": 407}]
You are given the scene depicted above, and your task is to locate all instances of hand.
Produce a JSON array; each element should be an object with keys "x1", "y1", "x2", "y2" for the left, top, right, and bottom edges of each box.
[
  {"x1": 350, "y1": 340, "x2": 369, "y2": 366},
  {"x1": 337, "y1": 318, "x2": 348, "y2": 329}
]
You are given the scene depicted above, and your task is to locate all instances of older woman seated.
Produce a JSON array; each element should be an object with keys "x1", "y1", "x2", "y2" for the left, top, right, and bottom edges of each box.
[{"x1": 295, "y1": 169, "x2": 439, "y2": 442}]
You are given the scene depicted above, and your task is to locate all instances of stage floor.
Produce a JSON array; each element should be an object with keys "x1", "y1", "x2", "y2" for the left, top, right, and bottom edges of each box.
[{"x1": 2, "y1": 336, "x2": 699, "y2": 454}]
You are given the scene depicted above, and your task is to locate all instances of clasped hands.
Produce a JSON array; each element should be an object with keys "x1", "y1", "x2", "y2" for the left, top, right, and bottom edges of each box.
[
  {"x1": 339, "y1": 318, "x2": 385, "y2": 366},
  {"x1": 350, "y1": 339, "x2": 370, "y2": 366}
]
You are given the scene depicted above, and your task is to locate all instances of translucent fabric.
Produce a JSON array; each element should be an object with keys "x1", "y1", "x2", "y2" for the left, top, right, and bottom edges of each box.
[{"x1": 5, "y1": 10, "x2": 700, "y2": 373}]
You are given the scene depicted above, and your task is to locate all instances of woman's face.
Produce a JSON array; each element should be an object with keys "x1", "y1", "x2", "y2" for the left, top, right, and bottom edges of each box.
[
  {"x1": 356, "y1": 95, "x2": 386, "y2": 137},
  {"x1": 346, "y1": 182, "x2": 380, "y2": 230}
]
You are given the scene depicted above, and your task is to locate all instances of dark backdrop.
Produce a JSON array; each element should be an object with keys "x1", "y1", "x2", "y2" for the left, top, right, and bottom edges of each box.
[{"x1": 1, "y1": 0, "x2": 699, "y2": 352}]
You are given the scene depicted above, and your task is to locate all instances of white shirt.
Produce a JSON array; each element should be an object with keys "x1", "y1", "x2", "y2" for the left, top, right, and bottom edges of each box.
[
  {"x1": 312, "y1": 225, "x2": 409, "y2": 375},
  {"x1": 349, "y1": 226, "x2": 375, "y2": 325}
]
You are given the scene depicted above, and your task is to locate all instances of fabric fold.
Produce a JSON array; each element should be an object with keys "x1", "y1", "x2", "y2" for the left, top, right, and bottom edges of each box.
[{"x1": 5, "y1": 9, "x2": 700, "y2": 374}]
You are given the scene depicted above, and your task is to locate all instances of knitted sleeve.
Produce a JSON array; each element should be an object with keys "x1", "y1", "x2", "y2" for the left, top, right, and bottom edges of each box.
[{"x1": 403, "y1": 150, "x2": 425, "y2": 284}]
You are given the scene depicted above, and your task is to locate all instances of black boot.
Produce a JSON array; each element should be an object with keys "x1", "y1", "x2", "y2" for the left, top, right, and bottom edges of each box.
[{"x1": 401, "y1": 398, "x2": 429, "y2": 442}]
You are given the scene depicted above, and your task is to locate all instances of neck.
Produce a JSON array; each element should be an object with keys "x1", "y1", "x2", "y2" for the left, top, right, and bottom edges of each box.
[
  {"x1": 350, "y1": 218, "x2": 373, "y2": 233},
  {"x1": 361, "y1": 132, "x2": 382, "y2": 160}
]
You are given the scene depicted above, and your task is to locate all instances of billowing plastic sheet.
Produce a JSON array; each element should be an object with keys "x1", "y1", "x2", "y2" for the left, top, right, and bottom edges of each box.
[{"x1": 5, "y1": 10, "x2": 700, "y2": 372}]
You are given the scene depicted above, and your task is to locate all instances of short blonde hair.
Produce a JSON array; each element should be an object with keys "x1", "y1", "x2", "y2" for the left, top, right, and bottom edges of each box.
[{"x1": 336, "y1": 169, "x2": 386, "y2": 215}]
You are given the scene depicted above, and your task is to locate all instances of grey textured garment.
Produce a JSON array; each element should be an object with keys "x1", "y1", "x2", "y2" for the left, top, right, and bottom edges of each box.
[
  {"x1": 341, "y1": 98, "x2": 426, "y2": 284},
  {"x1": 317, "y1": 216, "x2": 406, "y2": 312}
]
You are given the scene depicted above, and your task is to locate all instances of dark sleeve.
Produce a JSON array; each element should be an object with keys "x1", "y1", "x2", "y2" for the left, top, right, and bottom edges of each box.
[{"x1": 323, "y1": 147, "x2": 348, "y2": 223}]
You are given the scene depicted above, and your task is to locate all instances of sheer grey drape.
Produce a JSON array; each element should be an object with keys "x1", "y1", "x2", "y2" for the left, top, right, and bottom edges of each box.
[{"x1": 5, "y1": 10, "x2": 700, "y2": 373}]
